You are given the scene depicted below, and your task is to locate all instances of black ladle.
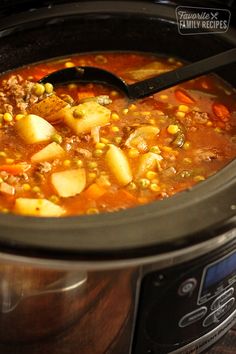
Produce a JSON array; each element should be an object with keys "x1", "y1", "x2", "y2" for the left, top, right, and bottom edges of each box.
[{"x1": 40, "y1": 48, "x2": 236, "y2": 99}]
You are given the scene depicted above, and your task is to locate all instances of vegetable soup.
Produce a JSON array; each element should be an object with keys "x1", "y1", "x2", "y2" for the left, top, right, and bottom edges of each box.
[{"x1": 0, "y1": 52, "x2": 235, "y2": 216}]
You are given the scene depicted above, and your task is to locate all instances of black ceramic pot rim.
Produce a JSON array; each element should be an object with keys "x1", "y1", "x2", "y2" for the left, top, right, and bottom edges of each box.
[{"x1": 0, "y1": 1, "x2": 235, "y2": 261}]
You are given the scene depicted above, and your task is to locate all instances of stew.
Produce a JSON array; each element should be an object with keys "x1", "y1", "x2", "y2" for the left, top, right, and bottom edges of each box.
[{"x1": 0, "y1": 52, "x2": 235, "y2": 216}]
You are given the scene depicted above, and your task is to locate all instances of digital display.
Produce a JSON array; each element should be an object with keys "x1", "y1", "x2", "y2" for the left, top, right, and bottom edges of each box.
[{"x1": 203, "y1": 251, "x2": 236, "y2": 290}]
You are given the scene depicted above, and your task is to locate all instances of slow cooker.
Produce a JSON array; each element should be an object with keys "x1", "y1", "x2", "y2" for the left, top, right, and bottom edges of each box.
[{"x1": 0, "y1": 1, "x2": 235, "y2": 353}]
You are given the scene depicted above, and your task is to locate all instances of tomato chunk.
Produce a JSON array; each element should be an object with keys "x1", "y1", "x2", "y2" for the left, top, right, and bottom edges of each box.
[{"x1": 212, "y1": 102, "x2": 230, "y2": 121}]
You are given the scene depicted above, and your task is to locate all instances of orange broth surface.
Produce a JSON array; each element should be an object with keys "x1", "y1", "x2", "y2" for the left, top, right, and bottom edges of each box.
[{"x1": 0, "y1": 52, "x2": 235, "y2": 216}]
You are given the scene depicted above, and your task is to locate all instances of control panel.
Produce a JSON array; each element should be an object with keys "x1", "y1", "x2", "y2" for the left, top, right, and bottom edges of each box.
[{"x1": 132, "y1": 239, "x2": 236, "y2": 354}]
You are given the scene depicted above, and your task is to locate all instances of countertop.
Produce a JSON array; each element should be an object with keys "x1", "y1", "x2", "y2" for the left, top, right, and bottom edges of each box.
[{"x1": 208, "y1": 324, "x2": 236, "y2": 353}]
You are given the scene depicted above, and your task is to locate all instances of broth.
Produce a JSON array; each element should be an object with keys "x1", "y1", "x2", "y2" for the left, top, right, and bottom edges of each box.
[{"x1": 0, "y1": 52, "x2": 235, "y2": 216}]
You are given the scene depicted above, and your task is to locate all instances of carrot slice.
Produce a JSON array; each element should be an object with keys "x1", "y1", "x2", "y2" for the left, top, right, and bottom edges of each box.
[
  {"x1": 175, "y1": 89, "x2": 195, "y2": 104},
  {"x1": 0, "y1": 164, "x2": 29, "y2": 175},
  {"x1": 212, "y1": 103, "x2": 230, "y2": 122},
  {"x1": 97, "y1": 189, "x2": 137, "y2": 208},
  {"x1": 84, "y1": 183, "x2": 106, "y2": 200}
]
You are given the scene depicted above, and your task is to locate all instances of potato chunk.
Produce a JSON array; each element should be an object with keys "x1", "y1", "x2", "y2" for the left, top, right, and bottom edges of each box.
[
  {"x1": 125, "y1": 126, "x2": 160, "y2": 148},
  {"x1": 31, "y1": 142, "x2": 65, "y2": 163},
  {"x1": 125, "y1": 61, "x2": 175, "y2": 81},
  {"x1": 136, "y1": 152, "x2": 163, "y2": 178},
  {"x1": 15, "y1": 114, "x2": 56, "y2": 144},
  {"x1": 14, "y1": 198, "x2": 65, "y2": 217},
  {"x1": 51, "y1": 169, "x2": 86, "y2": 197},
  {"x1": 63, "y1": 101, "x2": 111, "y2": 134},
  {"x1": 28, "y1": 95, "x2": 69, "y2": 122},
  {"x1": 105, "y1": 144, "x2": 132, "y2": 186}
]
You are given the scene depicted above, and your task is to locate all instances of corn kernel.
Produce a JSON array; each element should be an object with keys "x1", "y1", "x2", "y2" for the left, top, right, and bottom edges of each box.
[
  {"x1": 161, "y1": 146, "x2": 173, "y2": 152},
  {"x1": 127, "y1": 182, "x2": 137, "y2": 190},
  {"x1": 50, "y1": 195, "x2": 60, "y2": 204},
  {"x1": 95, "y1": 142, "x2": 106, "y2": 149},
  {"x1": 128, "y1": 148, "x2": 139, "y2": 158},
  {"x1": 175, "y1": 111, "x2": 186, "y2": 118},
  {"x1": 44, "y1": 82, "x2": 54, "y2": 94},
  {"x1": 150, "y1": 183, "x2": 161, "y2": 192},
  {"x1": 122, "y1": 108, "x2": 129, "y2": 115},
  {"x1": 150, "y1": 146, "x2": 161, "y2": 154},
  {"x1": 15, "y1": 114, "x2": 25, "y2": 121},
  {"x1": 32, "y1": 186, "x2": 41, "y2": 193},
  {"x1": 87, "y1": 208, "x2": 99, "y2": 215},
  {"x1": 3, "y1": 113, "x2": 13, "y2": 122},
  {"x1": 139, "y1": 178, "x2": 150, "y2": 189},
  {"x1": 68, "y1": 83, "x2": 77, "y2": 90},
  {"x1": 160, "y1": 94, "x2": 168, "y2": 100},
  {"x1": 22, "y1": 183, "x2": 31, "y2": 191},
  {"x1": 114, "y1": 136, "x2": 122, "y2": 144},
  {"x1": 5, "y1": 158, "x2": 14, "y2": 164},
  {"x1": 63, "y1": 159, "x2": 71, "y2": 167},
  {"x1": 146, "y1": 171, "x2": 158, "y2": 180},
  {"x1": 88, "y1": 172, "x2": 97, "y2": 181},
  {"x1": 194, "y1": 175, "x2": 205, "y2": 182},
  {"x1": 178, "y1": 104, "x2": 189, "y2": 112},
  {"x1": 0, "y1": 151, "x2": 7, "y2": 157},
  {"x1": 111, "y1": 126, "x2": 120, "y2": 132},
  {"x1": 100, "y1": 137, "x2": 110, "y2": 144},
  {"x1": 1, "y1": 208, "x2": 9, "y2": 214},
  {"x1": 65, "y1": 61, "x2": 75, "y2": 68},
  {"x1": 111, "y1": 112, "x2": 120, "y2": 121},
  {"x1": 148, "y1": 118, "x2": 155, "y2": 125},
  {"x1": 93, "y1": 149, "x2": 104, "y2": 157},
  {"x1": 75, "y1": 159, "x2": 83, "y2": 167},
  {"x1": 110, "y1": 90, "x2": 119, "y2": 97},
  {"x1": 206, "y1": 121, "x2": 213, "y2": 127},
  {"x1": 88, "y1": 161, "x2": 97, "y2": 170},
  {"x1": 167, "y1": 125, "x2": 179, "y2": 135},
  {"x1": 141, "y1": 111, "x2": 151, "y2": 116},
  {"x1": 0, "y1": 177, "x2": 3, "y2": 183},
  {"x1": 214, "y1": 127, "x2": 222, "y2": 133},
  {"x1": 129, "y1": 104, "x2": 137, "y2": 111},
  {"x1": 183, "y1": 141, "x2": 191, "y2": 150}
]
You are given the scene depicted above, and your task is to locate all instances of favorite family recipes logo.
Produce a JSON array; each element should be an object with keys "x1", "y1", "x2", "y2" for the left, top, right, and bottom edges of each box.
[{"x1": 176, "y1": 6, "x2": 231, "y2": 35}]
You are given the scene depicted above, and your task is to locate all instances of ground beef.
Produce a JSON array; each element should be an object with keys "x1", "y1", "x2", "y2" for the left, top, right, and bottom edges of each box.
[
  {"x1": 0, "y1": 75, "x2": 39, "y2": 114},
  {"x1": 76, "y1": 147, "x2": 92, "y2": 158},
  {"x1": 182, "y1": 111, "x2": 209, "y2": 128},
  {"x1": 192, "y1": 111, "x2": 209, "y2": 124},
  {"x1": 37, "y1": 162, "x2": 52, "y2": 173},
  {"x1": 194, "y1": 148, "x2": 220, "y2": 162}
]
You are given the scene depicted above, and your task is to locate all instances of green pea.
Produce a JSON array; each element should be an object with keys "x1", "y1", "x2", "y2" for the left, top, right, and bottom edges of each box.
[
  {"x1": 44, "y1": 82, "x2": 54, "y2": 94},
  {"x1": 33, "y1": 83, "x2": 45, "y2": 96},
  {"x1": 51, "y1": 133, "x2": 63, "y2": 144},
  {"x1": 139, "y1": 178, "x2": 150, "y2": 189}
]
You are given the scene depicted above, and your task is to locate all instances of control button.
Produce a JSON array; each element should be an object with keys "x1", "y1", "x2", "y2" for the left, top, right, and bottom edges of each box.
[
  {"x1": 179, "y1": 307, "x2": 207, "y2": 328},
  {"x1": 178, "y1": 278, "x2": 197, "y2": 296},
  {"x1": 203, "y1": 297, "x2": 235, "y2": 327},
  {"x1": 211, "y1": 287, "x2": 234, "y2": 310}
]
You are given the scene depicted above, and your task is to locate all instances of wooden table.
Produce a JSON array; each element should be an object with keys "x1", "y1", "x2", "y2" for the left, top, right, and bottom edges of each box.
[{"x1": 208, "y1": 325, "x2": 236, "y2": 353}]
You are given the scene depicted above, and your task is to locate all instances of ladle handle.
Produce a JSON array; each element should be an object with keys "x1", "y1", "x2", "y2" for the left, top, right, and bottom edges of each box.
[{"x1": 128, "y1": 48, "x2": 236, "y2": 99}]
